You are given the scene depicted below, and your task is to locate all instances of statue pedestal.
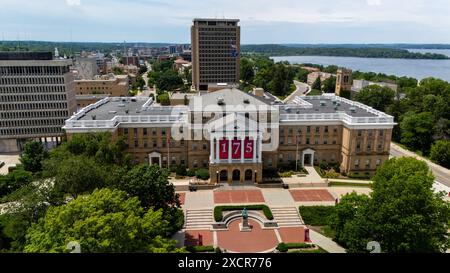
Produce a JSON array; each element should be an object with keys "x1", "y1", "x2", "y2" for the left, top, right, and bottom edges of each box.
[{"x1": 239, "y1": 218, "x2": 252, "y2": 232}]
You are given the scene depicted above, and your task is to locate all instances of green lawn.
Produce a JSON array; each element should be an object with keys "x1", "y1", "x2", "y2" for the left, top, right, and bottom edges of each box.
[
  {"x1": 299, "y1": 206, "x2": 335, "y2": 226},
  {"x1": 307, "y1": 89, "x2": 323, "y2": 96}
]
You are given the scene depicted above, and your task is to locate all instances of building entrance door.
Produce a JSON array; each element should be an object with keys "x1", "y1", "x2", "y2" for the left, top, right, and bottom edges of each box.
[
  {"x1": 219, "y1": 170, "x2": 228, "y2": 183},
  {"x1": 232, "y1": 170, "x2": 241, "y2": 182},
  {"x1": 304, "y1": 154, "x2": 312, "y2": 166}
]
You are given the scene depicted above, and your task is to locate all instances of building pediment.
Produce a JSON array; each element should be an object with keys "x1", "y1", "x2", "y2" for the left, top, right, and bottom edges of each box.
[{"x1": 207, "y1": 113, "x2": 259, "y2": 133}]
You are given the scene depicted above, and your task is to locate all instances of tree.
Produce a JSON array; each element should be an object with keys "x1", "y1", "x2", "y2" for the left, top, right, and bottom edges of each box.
[
  {"x1": 240, "y1": 58, "x2": 255, "y2": 84},
  {"x1": 52, "y1": 156, "x2": 105, "y2": 199},
  {"x1": 0, "y1": 169, "x2": 33, "y2": 198},
  {"x1": 157, "y1": 92, "x2": 170, "y2": 106},
  {"x1": 355, "y1": 85, "x2": 395, "y2": 111},
  {"x1": 330, "y1": 157, "x2": 450, "y2": 253},
  {"x1": 322, "y1": 76, "x2": 336, "y2": 93},
  {"x1": 312, "y1": 76, "x2": 321, "y2": 91},
  {"x1": 430, "y1": 140, "x2": 450, "y2": 168},
  {"x1": 20, "y1": 141, "x2": 48, "y2": 173},
  {"x1": 368, "y1": 158, "x2": 449, "y2": 253},
  {"x1": 297, "y1": 68, "x2": 309, "y2": 83},
  {"x1": 400, "y1": 112, "x2": 435, "y2": 153},
  {"x1": 114, "y1": 164, "x2": 183, "y2": 235},
  {"x1": 24, "y1": 188, "x2": 184, "y2": 253}
]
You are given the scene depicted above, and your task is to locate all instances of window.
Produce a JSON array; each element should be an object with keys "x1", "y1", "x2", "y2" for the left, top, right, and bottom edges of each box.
[
  {"x1": 288, "y1": 137, "x2": 292, "y2": 145},
  {"x1": 367, "y1": 142, "x2": 372, "y2": 151},
  {"x1": 315, "y1": 127, "x2": 320, "y2": 134},
  {"x1": 315, "y1": 139, "x2": 319, "y2": 145},
  {"x1": 306, "y1": 138, "x2": 310, "y2": 145},
  {"x1": 366, "y1": 159, "x2": 371, "y2": 167},
  {"x1": 297, "y1": 128, "x2": 302, "y2": 134},
  {"x1": 379, "y1": 130, "x2": 384, "y2": 137},
  {"x1": 193, "y1": 160, "x2": 198, "y2": 168},
  {"x1": 153, "y1": 141, "x2": 157, "y2": 148},
  {"x1": 325, "y1": 126, "x2": 329, "y2": 133},
  {"x1": 134, "y1": 140, "x2": 138, "y2": 148},
  {"x1": 152, "y1": 129, "x2": 156, "y2": 136},
  {"x1": 307, "y1": 126, "x2": 311, "y2": 133},
  {"x1": 324, "y1": 139, "x2": 328, "y2": 145},
  {"x1": 378, "y1": 141, "x2": 383, "y2": 150},
  {"x1": 357, "y1": 142, "x2": 361, "y2": 151},
  {"x1": 368, "y1": 130, "x2": 373, "y2": 137},
  {"x1": 358, "y1": 130, "x2": 362, "y2": 137},
  {"x1": 355, "y1": 159, "x2": 360, "y2": 167},
  {"x1": 192, "y1": 144, "x2": 197, "y2": 151},
  {"x1": 144, "y1": 141, "x2": 148, "y2": 148},
  {"x1": 203, "y1": 143, "x2": 207, "y2": 150},
  {"x1": 162, "y1": 128, "x2": 166, "y2": 136},
  {"x1": 124, "y1": 128, "x2": 129, "y2": 135},
  {"x1": 143, "y1": 128, "x2": 147, "y2": 136},
  {"x1": 268, "y1": 158, "x2": 273, "y2": 167},
  {"x1": 334, "y1": 127, "x2": 338, "y2": 134},
  {"x1": 376, "y1": 159, "x2": 381, "y2": 166},
  {"x1": 280, "y1": 138, "x2": 284, "y2": 145}
]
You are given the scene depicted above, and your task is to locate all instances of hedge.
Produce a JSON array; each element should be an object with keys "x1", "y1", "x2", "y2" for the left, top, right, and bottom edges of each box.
[
  {"x1": 276, "y1": 242, "x2": 315, "y2": 252},
  {"x1": 195, "y1": 168, "x2": 210, "y2": 180},
  {"x1": 186, "y1": 245, "x2": 215, "y2": 253},
  {"x1": 298, "y1": 206, "x2": 336, "y2": 226},
  {"x1": 214, "y1": 205, "x2": 273, "y2": 222}
]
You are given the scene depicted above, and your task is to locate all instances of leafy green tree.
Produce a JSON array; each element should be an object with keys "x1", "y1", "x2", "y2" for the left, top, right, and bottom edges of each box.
[
  {"x1": 24, "y1": 188, "x2": 184, "y2": 253},
  {"x1": 157, "y1": 92, "x2": 170, "y2": 106},
  {"x1": 322, "y1": 76, "x2": 336, "y2": 93},
  {"x1": 114, "y1": 164, "x2": 183, "y2": 235},
  {"x1": 355, "y1": 85, "x2": 395, "y2": 111},
  {"x1": 0, "y1": 169, "x2": 33, "y2": 198},
  {"x1": 312, "y1": 76, "x2": 321, "y2": 91},
  {"x1": 368, "y1": 157, "x2": 449, "y2": 253},
  {"x1": 430, "y1": 140, "x2": 450, "y2": 168},
  {"x1": 240, "y1": 58, "x2": 255, "y2": 84},
  {"x1": 330, "y1": 157, "x2": 450, "y2": 253},
  {"x1": 400, "y1": 112, "x2": 435, "y2": 153},
  {"x1": 20, "y1": 141, "x2": 48, "y2": 173},
  {"x1": 52, "y1": 156, "x2": 105, "y2": 199},
  {"x1": 297, "y1": 68, "x2": 309, "y2": 83}
]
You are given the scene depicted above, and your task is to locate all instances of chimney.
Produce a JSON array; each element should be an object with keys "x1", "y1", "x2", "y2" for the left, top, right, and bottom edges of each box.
[{"x1": 253, "y1": 88, "x2": 264, "y2": 97}]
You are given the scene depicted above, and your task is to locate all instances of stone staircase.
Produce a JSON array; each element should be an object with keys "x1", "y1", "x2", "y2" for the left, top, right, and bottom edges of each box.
[
  {"x1": 184, "y1": 209, "x2": 213, "y2": 230},
  {"x1": 271, "y1": 207, "x2": 304, "y2": 227}
]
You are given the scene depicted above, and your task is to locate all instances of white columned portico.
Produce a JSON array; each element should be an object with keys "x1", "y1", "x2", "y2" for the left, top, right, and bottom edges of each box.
[{"x1": 148, "y1": 151, "x2": 162, "y2": 168}]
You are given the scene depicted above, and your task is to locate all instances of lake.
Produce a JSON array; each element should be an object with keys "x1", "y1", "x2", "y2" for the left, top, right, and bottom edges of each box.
[{"x1": 272, "y1": 52, "x2": 450, "y2": 82}]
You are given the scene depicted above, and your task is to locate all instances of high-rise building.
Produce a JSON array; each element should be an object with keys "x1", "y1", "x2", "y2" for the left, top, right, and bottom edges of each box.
[
  {"x1": 191, "y1": 18, "x2": 240, "y2": 91},
  {"x1": 0, "y1": 52, "x2": 76, "y2": 153}
]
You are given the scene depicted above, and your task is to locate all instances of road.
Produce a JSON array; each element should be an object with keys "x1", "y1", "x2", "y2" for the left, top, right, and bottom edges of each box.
[
  {"x1": 283, "y1": 80, "x2": 311, "y2": 103},
  {"x1": 390, "y1": 143, "x2": 450, "y2": 187},
  {"x1": 136, "y1": 61, "x2": 155, "y2": 98}
]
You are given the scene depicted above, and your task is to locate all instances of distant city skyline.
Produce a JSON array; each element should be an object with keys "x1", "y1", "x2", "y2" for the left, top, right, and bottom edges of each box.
[{"x1": 1, "y1": 0, "x2": 450, "y2": 44}]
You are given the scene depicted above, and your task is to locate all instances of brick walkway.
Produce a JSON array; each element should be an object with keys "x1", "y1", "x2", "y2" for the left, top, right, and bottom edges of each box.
[
  {"x1": 178, "y1": 193, "x2": 186, "y2": 205},
  {"x1": 214, "y1": 190, "x2": 265, "y2": 204},
  {"x1": 217, "y1": 219, "x2": 278, "y2": 253},
  {"x1": 278, "y1": 227, "x2": 306, "y2": 243},
  {"x1": 289, "y1": 189, "x2": 335, "y2": 202}
]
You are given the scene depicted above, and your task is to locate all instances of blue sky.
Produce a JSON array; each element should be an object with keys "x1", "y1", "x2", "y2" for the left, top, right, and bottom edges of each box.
[{"x1": 0, "y1": 0, "x2": 449, "y2": 44}]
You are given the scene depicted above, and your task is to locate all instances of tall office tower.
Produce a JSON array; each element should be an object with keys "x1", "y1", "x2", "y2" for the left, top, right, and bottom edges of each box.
[
  {"x1": 191, "y1": 18, "x2": 240, "y2": 92},
  {"x1": 0, "y1": 52, "x2": 77, "y2": 153}
]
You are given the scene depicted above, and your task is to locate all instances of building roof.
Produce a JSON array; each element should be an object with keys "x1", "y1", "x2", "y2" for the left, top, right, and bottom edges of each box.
[{"x1": 188, "y1": 88, "x2": 275, "y2": 111}]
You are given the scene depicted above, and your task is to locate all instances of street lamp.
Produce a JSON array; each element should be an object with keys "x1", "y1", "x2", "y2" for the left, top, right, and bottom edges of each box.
[{"x1": 216, "y1": 171, "x2": 219, "y2": 184}]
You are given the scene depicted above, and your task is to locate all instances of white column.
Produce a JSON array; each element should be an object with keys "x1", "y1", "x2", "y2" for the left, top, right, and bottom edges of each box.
[
  {"x1": 210, "y1": 137, "x2": 214, "y2": 163},
  {"x1": 241, "y1": 138, "x2": 244, "y2": 163},
  {"x1": 253, "y1": 136, "x2": 257, "y2": 163},
  {"x1": 215, "y1": 137, "x2": 220, "y2": 163},
  {"x1": 228, "y1": 137, "x2": 232, "y2": 164},
  {"x1": 259, "y1": 136, "x2": 262, "y2": 163}
]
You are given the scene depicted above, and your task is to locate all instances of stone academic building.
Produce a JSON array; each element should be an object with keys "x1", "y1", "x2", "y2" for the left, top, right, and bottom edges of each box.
[{"x1": 64, "y1": 88, "x2": 395, "y2": 184}]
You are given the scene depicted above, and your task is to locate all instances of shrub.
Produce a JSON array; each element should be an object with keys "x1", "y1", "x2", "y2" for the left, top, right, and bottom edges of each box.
[
  {"x1": 299, "y1": 206, "x2": 336, "y2": 226},
  {"x1": 214, "y1": 205, "x2": 273, "y2": 222},
  {"x1": 280, "y1": 171, "x2": 294, "y2": 178},
  {"x1": 186, "y1": 245, "x2": 215, "y2": 253},
  {"x1": 348, "y1": 173, "x2": 372, "y2": 180},
  {"x1": 195, "y1": 169, "x2": 210, "y2": 180},
  {"x1": 276, "y1": 243, "x2": 288, "y2": 252},
  {"x1": 186, "y1": 169, "x2": 196, "y2": 177},
  {"x1": 175, "y1": 165, "x2": 187, "y2": 176},
  {"x1": 323, "y1": 169, "x2": 340, "y2": 179},
  {"x1": 157, "y1": 92, "x2": 170, "y2": 106},
  {"x1": 263, "y1": 168, "x2": 280, "y2": 179},
  {"x1": 215, "y1": 247, "x2": 222, "y2": 253}
]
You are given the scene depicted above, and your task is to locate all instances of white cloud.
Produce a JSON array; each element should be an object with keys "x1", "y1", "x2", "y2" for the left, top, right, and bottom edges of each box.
[
  {"x1": 367, "y1": 0, "x2": 382, "y2": 6},
  {"x1": 66, "y1": 0, "x2": 81, "y2": 6}
]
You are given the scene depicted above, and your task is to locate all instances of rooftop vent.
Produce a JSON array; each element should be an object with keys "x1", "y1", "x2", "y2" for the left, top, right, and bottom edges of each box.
[
  {"x1": 320, "y1": 101, "x2": 326, "y2": 106},
  {"x1": 350, "y1": 107, "x2": 357, "y2": 113},
  {"x1": 108, "y1": 111, "x2": 117, "y2": 114},
  {"x1": 337, "y1": 102, "x2": 341, "y2": 106},
  {"x1": 243, "y1": 98, "x2": 250, "y2": 104},
  {"x1": 332, "y1": 100, "x2": 337, "y2": 105},
  {"x1": 217, "y1": 97, "x2": 225, "y2": 106},
  {"x1": 118, "y1": 104, "x2": 125, "y2": 107}
]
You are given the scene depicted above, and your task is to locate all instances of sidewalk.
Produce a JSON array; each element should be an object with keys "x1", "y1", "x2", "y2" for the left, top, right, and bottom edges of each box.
[{"x1": 309, "y1": 229, "x2": 346, "y2": 253}]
